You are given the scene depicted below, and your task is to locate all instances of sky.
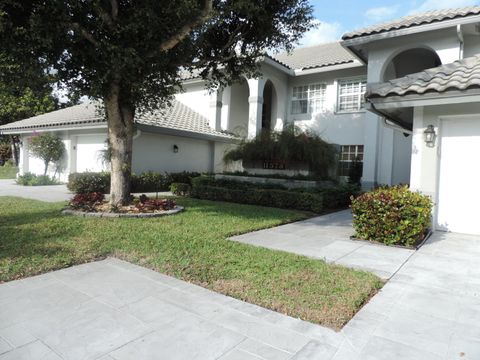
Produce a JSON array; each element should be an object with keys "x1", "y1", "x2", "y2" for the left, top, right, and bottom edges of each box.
[{"x1": 299, "y1": 0, "x2": 480, "y2": 46}]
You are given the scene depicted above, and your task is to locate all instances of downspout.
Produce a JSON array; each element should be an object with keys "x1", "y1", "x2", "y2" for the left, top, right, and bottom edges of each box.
[{"x1": 457, "y1": 24, "x2": 464, "y2": 59}]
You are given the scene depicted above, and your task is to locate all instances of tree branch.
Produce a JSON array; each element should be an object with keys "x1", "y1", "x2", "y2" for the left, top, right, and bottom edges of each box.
[
  {"x1": 110, "y1": 0, "x2": 118, "y2": 21},
  {"x1": 69, "y1": 22, "x2": 100, "y2": 47},
  {"x1": 157, "y1": 0, "x2": 213, "y2": 53}
]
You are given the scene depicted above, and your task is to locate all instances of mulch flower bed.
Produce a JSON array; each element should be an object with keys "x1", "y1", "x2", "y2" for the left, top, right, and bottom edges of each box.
[{"x1": 63, "y1": 192, "x2": 183, "y2": 218}]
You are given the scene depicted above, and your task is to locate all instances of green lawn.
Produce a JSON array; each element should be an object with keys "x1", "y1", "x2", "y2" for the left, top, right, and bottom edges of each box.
[
  {"x1": 0, "y1": 196, "x2": 382, "y2": 329},
  {"x1": 0, "y1": 165, "x2": 18, "y2": 179}
]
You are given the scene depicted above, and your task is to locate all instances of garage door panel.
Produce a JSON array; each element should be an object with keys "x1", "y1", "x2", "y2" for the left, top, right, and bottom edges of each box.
[
  {"x1": 76, "y1": 135, "x2": 108, "y2": 173},
  {"x1": 437, "y1": 118, "x2": 480, "y2": 235}
]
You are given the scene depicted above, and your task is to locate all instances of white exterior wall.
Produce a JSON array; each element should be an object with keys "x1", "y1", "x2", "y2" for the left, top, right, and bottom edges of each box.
[
  {"x1": 362, "y1": 27, "x2": 462, "y2": 188},
  {"x1": 410, "y1": 102, "x2": 480, "y2": 230},
  {"x1": 288, "y1": 67, "x2": 367, "y2": 145},
  {"x1": 18, "y1": 129, "x2": 108, "y2": 182},
  {"x1": 17, "y1": 128, "x2": 230, "y2": 182},
  {"x1": 132, "y1": 132, "x2": 216, "y2": 174}
]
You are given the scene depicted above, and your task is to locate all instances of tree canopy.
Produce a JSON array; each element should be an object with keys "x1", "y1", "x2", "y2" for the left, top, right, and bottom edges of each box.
[{"x1": 1, "y1": 0, "x2": 314, "y2": 205}]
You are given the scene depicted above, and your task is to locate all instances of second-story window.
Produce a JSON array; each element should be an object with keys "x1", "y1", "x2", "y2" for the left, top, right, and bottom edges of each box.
[
  {"x1": 291, "y1": 84, "x2": 326, "y2": 115},
  {"x1": 337, "y1": 79, "x2": 367, "y2": 112}
]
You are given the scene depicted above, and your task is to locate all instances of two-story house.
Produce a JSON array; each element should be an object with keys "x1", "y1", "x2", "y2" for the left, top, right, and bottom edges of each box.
[{"x1": 2, "y1": 6, "x2": 480, "y2": 234}]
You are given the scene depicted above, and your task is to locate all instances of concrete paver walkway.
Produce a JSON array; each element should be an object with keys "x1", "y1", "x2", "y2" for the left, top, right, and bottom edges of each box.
[
  {"x1": 230, "y1": 210, "x2": 414, "y2": 279},
  {"x1": 1, "y1": 231, "x2": 479, "y2": 359}
]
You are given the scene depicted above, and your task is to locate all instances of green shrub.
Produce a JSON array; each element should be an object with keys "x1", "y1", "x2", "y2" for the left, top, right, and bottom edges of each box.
[
  {"x1": 67, "y1": 171, "x2": 202, "y2": 194},
  {"x1": 67, "y1": 172, "x2": 110, "y2": 193},
  {"x1": 296, "y1": 184, "x2": 360, "y2": 209},
  {"x1": 351, "y1": 185, "x2": 433, "y2": 247},
  {"x1": 170, "y1": 182, "x2": 191, "y2": 196},
  {"x1": 131, "y1": 171, "x2": 167, "y2": 192},
  {"x1": 16, "y1": 172, "x2": 60, "y2": 186},
  {"x1": 224, "y1": 125, "x2": 337, "y2": 178},
  {"x1": 191, "y1": 176, "x2": 324, "y2": 213},
  {"x1": 166, "y1": 171, "x2": 201, "y2": 185}
]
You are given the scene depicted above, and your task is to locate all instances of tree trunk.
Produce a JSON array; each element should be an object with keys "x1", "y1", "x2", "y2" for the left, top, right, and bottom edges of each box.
[
  {"x1": 105, "y1": 83, "x2": 134, "y2": 207},
  {"x1": 10, "y1": 136, "x2": 20, "y2": 167}
]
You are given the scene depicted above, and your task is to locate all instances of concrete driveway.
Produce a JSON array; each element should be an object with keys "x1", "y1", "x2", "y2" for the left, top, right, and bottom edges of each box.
[
  {"x1": 231, "y1": 210, "x2": 415, "y2": 279},
  {"x1": 1, "y1": 231, "x2": 479, "y2": 359},
  {"x1": 0, "y1": 179, "x2": 71, "y2": 202}
]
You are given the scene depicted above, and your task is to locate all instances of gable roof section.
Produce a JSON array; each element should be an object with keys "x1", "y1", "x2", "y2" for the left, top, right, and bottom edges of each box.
[
  {"x1": 0, "y1": 100, "x2": 237, "y2": 141},
  {"x1": 343, "y1": 6, "x2": 480, "y2": 40},
  {"x1": 366, "y1": 54, "x2": 480, "y2": 100},
  {"x1": 272, "y1": 42, "x2": 358, "y2": 70}
]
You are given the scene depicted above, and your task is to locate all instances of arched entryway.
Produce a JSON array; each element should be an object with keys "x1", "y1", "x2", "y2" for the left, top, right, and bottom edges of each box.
[{"x1": 261, "y1": 80, "x2": 277, "y2": 132}]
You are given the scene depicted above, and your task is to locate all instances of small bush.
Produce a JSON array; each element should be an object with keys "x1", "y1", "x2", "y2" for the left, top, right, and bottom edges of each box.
[
  {"x1": 16, "y1": 172, "x2": 60, "y2": 186},
  {"x1": 67, "y1": 171, "x2": 202, "y2": 194},
  {"x1": 70, "y1": 192, "x2": 105, "y2": 211},
  {"x1": 166, "y1": 171, "x2": 201, "y2": 186},
  {"x1": 135, "y1": 195, "x2": 176, "y2": 212},
  {"x1": 132, "y1": 171, "x2": 167, "y2": 192},
  {"x1": 170, "y1": 182, "x2": 191, "y2": 196},
  {"x1": 296, "y1": 184, "x2": 360, "y2": 209},
  {"x1": 351, "y1": 185, "x2": 433, "y2": 247},
  {"x1": 191, "y1": 176, "x2": 324, "y2": 213},
  {"x1": 67, "y1": 172, "x2": 110, "y2": 194}
]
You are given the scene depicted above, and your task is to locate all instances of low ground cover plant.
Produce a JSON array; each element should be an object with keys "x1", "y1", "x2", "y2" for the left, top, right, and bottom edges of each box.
[
  {"x1": 351, "y1": 185, "x2": 433, "y2": 247},
  {"x1": 16, "y1": 172, "x2": 60, "y2": 186},
  {"x1": 68, "y1": 192, "x2": 177, "y2": 214}
]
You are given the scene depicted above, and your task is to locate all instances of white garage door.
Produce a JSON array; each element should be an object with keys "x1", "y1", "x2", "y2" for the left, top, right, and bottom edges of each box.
[
  {"x1": 76, "y1": 135, "x2": 108, "y2": 173},
  {"x1": 437, "y1": 117, "x2": 480, "y2": 235}
]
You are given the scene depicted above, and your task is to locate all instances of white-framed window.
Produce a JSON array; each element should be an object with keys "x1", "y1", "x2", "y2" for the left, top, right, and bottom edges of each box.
[
  {"x1": 338, "y1": 145, "x2": 364, "y2": 176},
  {"x1": 337, "y1": 79, "x2": 367, "y2": 112},
  {"x1": 291, "y1": 84, "x2": 327, "y2": 114}
]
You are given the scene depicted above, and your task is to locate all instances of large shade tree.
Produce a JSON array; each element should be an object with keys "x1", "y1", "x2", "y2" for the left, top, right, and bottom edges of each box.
[{"x1": 1, "y1": 0, "x2": 314, "y2": 206}]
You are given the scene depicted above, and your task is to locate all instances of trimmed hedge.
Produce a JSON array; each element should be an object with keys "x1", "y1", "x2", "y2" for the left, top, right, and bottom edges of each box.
[
  {"x1": 170, "y1": 182, "x2": 191, "y2": 196},
  {"x1": 67, "y1": 171, "x2": 201, "y2": 194},
  {"x1": 191, "y1": 177, "x2": 324, "y2": 213},
  {"x1": 190, "y1": 176, "x2": 362, "y2": 213},
  {"x1": 351, "y1": 185, "x2": 433, "y2": 247}
]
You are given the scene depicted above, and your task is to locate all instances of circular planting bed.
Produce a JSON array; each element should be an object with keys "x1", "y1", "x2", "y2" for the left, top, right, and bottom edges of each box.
[{"x1": 63, "y1": 193, "x2": 184, "y2": 218}]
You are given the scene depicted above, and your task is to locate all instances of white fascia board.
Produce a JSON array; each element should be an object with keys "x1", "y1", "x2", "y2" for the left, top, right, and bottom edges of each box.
[
  {"x1": 260, "y1": 57, "x2": 295, "y2": 75},
  {"x1": 342, "y1": 15, "x2": 480, "y2": 47},
  {"x1": 371, "y1": 91, "x2": 480, "y2": 109},
  {"x1": 135, "y1": 123, "x2": 240, "y2": 144},
  {"x1": 293, "y1": 61, "x2": 365, "y2": 76},
  {"x1": 0, "y1": 123, "x2": 107, "y2": 135}
]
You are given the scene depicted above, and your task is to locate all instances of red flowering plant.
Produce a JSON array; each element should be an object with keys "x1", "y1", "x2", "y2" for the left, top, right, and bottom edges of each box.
[
  {"x1": 69, "y1": 192, "x2": 105, "y2": 211},
  {"x1": 135, "y1": 195, "x2": 176, "y2": 212}
]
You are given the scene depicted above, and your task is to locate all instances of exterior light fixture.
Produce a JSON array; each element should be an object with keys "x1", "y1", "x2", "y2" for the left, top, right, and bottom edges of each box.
[
  {"x1": 423, "y1": 125, "x2": 436, "y2": 148},
  {"x1": 173, "y1": 144, "x2": 179, "y2": 153}
]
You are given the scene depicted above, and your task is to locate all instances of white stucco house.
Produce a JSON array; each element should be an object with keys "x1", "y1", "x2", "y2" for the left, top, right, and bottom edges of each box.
[{"x1": 1, "y1": 6, "x2": 480, "y2": 234}]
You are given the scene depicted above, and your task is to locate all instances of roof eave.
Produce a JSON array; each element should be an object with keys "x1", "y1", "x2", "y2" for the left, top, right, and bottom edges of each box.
[
  {"x1": 342, "y1": 14, "x2": 480, "y2": 46},
  {"x1": 293, "y1": 60, "x2": 365, "y2": 76},
  {"x1": 135, "y1": 123, "x2": 240, "y2": 143},
  {"x1": 0, "y1": 122, "x2": 107, "y2": 135},
  {"x1": 368, "y1": 88, "x2": 480, "y2": 109}
]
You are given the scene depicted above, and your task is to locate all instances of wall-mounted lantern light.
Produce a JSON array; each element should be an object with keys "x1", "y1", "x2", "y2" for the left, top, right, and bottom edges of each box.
[
  {"x1": 423, "y1": 125, "x2": 436, "y2": 148},
  {"x1": 173, "y1": 144, "x2": 179, "y2": 153}
]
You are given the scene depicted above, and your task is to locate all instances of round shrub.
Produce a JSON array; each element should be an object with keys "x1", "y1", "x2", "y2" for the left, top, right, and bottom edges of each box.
[
  {"x1": 170, "y1": 182, "x2": 191, "y2": 196},
  {"x1": 351, "y1": 185, "x2": 433, "y2": 247}
]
